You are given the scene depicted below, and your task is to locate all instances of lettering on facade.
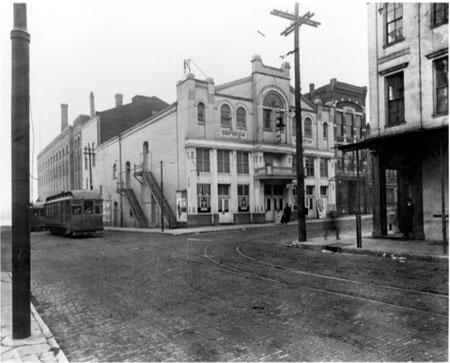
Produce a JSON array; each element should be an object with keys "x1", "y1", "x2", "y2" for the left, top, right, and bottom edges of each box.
[{"x1": 221, "y1": 129, "x2": 247, "y2": 139}]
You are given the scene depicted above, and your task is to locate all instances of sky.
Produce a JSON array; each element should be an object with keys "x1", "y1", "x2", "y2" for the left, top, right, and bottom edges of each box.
[{"x1": 0, "y1": 0, "x2": 369, "y2": 221}]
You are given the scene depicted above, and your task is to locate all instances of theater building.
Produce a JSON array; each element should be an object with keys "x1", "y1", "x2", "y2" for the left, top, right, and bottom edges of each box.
[{"x1": 91, "y1": 56, "x2": 337, "y2": 228}]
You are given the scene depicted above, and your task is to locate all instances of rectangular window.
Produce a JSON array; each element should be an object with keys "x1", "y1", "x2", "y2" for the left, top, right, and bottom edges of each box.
[
  {"x1": 320, "y1": 186, "x2": 328, "y2": 197},
  {"x1": 237, "y1": 151, "x2": 249, "y2": 174},
  {"x1": 263, "y1": 109, "x2": 272, "y2": 130},
  {"x1": 237, "y1": 184, "x2": 249, "y2": 212},
  {"x1": 305, "y1": 157, "x2": 314, "y2": 177},
  {"x1": 217, "y1": 150, "x2": 230, "y2": 173},
  {"x1": 218, "y1": 184, "x2": 230, "y2": 212},
  {"x1": 354, "y1": 115, "x2": 363, "y2": 139},
  {"x1": 335, "y1": 111, "x2": 344, "y2": 140},
  {"x1": 320, "y1": 158, "x2": 328, "y2": 177},
  {"x1": 385, "y1": 3, "x2": 403, "y2": 45},
  {"x1": 434, "y1": 57, "x2": 448, "y2": 115},
  {"x1": 94, "y1": 204, "x2": 101, "y2": 214},
  {"x1": 386, "y1": 72, "x2": 405, "y2": 126},
  {"x1": 432, "y1": 3, "x2": 448, "y2": 27},
  {"x1": 84, "y1": 201, "x2": 93, "y2": 215},
  {"x1": 197, "y1": 183, "x2": 211, "y2": 213},
  {"x1": 196, "y1": 148, "x2": 210, "y2": 173},
  {"x1": 306, "y1": 185, "x2": 314, "y2": 195}
]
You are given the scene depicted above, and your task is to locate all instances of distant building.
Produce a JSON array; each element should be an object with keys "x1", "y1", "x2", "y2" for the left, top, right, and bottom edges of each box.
[
  {"x1": 305, "y1": 79, "x2": 370, "y2": 216},
  {"x1": 37, "y1": 93, "x2": 168, "y2": 201},
  {"x1": 340, "y1": 3, "x2": 448, "y2": 241}
]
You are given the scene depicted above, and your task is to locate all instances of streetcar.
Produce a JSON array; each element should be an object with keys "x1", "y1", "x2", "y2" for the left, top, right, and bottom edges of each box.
[
  {"x1": 44, "y1": 190, "x2": 103, "y2": 236},
  {"x1": 30, "y1": 202, "x2": 46, "y2": 231}
]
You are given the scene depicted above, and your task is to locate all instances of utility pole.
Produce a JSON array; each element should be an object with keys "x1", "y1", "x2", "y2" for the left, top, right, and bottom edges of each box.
[
  {"x1": 271, "y1": 3, "x2": 320, "y2": 242},
  {"x1": 11, "y1": 2, "x2": 31, "y2": 339},
  {"x1": 84, "y1": 144, "x2": 95, "y2": 190},
  {"x1": 160, "y1": 160, "x2": 164, "y2": 232}
]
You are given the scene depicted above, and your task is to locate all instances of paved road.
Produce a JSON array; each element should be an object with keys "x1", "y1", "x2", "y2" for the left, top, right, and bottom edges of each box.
[{"x1": 1, "y1": 225, "x2": 448, "y2": 361}]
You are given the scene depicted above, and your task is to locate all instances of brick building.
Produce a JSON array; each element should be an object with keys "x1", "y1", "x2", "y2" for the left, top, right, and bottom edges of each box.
[
  {"x1": 340, "y1": 3, "x2": 448, "y2": 241},
  {"x1": 305, "y1": 79, "x2": 371, "y2": 215},
  {"x1": 37, "y1": 93, "x2": 168, "y2": 201}
]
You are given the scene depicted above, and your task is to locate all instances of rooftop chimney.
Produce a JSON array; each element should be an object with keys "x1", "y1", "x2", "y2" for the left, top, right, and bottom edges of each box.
[
  {"x1": 61, "y1": 103, "x2": 68, "y2": 132},
  {"x1": 89, "y1": 92, "x2": 95, "y2": 119},
  {"x1": 115, "y1": 93, "x2": 123, "y2": 108},
  {"x1": 309, "y1": 83, "x2": 315, "y2": 97}
]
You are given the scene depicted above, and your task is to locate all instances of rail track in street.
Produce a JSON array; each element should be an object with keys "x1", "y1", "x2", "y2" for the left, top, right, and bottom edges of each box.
[{"x1": 203, "y1": 241, "x2": 449, "y2": 318}]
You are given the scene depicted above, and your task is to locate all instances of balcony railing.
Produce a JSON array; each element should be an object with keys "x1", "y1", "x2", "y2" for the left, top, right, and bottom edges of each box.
[{"x1": 254, "y1": 165, "x2": 296, "y2": 179}]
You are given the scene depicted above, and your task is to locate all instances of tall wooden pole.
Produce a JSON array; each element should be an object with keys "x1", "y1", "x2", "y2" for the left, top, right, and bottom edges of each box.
[
  {"x1": 293, "y1": 3, "x2": 307, "y2": 241},
  {"x1": 11, "y1": 2, "x2": 31, "y2": 339},
  {"x1": 271, "y1": 3, "x2": 320, "y2": 242}
]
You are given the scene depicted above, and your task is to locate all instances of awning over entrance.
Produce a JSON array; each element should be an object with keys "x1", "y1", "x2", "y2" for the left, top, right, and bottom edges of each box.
[
  {"x1": 254, "y1": 166, "x2": 296, "y2": 181},
  {"x1": 337, "y1": 125, "x2": 448, "y2": 152}
]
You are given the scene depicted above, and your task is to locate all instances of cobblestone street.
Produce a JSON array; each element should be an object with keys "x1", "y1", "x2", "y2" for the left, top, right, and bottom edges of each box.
[{"x1": 1, "y1": 225, "x2": 448, "y2": 361}]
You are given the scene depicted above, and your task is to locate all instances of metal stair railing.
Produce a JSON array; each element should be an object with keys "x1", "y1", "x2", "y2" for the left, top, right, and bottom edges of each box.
[
  {"x1": 141, "y1": 170, "x2": 178, "y2": 228},
  {"x1": 116, "y1": 181, "x2": 148, "y2": 228}
]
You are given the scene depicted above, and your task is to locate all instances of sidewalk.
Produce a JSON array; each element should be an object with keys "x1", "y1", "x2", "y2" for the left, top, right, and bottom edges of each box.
[
  {"x1": 1, "y1": 272, "x2": 68, "y2": 363},
  {"x1": 294, "y1": 233, "x2": 448, "y2": 260},
  {"x1": 105, "y1": 214, "x2": 372, "y2": 235}
]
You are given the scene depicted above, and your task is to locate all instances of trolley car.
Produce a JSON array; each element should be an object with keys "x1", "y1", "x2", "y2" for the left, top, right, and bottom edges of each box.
[
  {"x1": 30, "y1": 202, "x2": 46, "y2": 231},
  {"x1": 45, "y1": 190, "x2": 103, "y2": 236}
]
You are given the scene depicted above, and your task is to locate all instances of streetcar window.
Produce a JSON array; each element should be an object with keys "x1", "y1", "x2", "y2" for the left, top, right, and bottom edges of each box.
[
  {"x1": 72, "y1": 206, "x2": 82, "y2": 215},
  {"x1": 84, "y1": 201, "x2": 93, "y2": 215},
  {"x1": 94, "y1": 204, "x2": 101, "y2": 214}
]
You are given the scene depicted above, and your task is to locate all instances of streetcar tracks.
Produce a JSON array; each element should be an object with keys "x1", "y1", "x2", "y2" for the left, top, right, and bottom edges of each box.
[
  {"x1": 235, "y1": 244, "x2": 449, "y2": 299},
  {"x1": 203, "y1": 241, "x2": 448, "y2": 317}
]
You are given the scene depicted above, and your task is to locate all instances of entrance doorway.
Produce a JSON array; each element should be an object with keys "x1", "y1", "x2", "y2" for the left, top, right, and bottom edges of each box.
[
  {"x1": 113, "y1": 201, "x2": 118, "y2": 226},
  {"x1": 125, "y1": 161, "x2": 131, "y2": 188},
  {"x1": 264, "y1": 184, "x2": 284, "y2": 222},
  {"x1": 218, "y1": 184, "x2": 232, "y2": 224}
]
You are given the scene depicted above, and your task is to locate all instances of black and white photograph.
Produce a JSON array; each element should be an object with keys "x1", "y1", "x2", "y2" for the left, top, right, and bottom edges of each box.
[{"x1": 0, "y1": 0, "x2": 448, "y2": 361}]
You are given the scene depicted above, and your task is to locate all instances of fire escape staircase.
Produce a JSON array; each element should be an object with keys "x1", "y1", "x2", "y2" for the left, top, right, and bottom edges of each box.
[
  {"x1": 116, "y1": 182, "x2": 148, "y2": 228},
  {"x1": 134, "y1": 164, "x2": 178, "y2": 228}
]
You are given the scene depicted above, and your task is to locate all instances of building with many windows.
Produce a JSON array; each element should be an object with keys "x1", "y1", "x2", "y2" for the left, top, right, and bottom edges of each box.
[
  {"x1": 305, "y1": 79, "x2": 371, "y2": 216},
  {"x1": 37, "y1": 93, "x2": 168, "y2": 201},
  {"x1": 90, "y1": 56, "x2": 339, "y2": 228},
  {"x1": 340, "y1": 3, "x2": 448, "y2": 241}
]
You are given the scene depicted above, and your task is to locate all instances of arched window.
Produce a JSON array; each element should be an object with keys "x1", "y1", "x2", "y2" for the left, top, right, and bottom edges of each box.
[
  {"x1": 263, "y1": 92, "x2": 285, "y2": 131},
  {"x1": 304, "y1": 118, "x2": 313, "y2": 138},
  {"x1": 198, "y1": 102, "x2": 205, "y2": 124},
  {"x1": 220, "y1": 104, "x2": 231, "y2": 128},
  {"x1": 236, "y1": 107, "x2": 247, "y2": 129},
  {"x1": 323, "y1": 122, "x2": 328, "y2": 139}
]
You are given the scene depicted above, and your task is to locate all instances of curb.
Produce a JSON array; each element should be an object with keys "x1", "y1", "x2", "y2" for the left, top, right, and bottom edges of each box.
[
  {"x1": 30, "y1": 304, "x2": 69, "y2": 363},
  {"x1": 6, "y1": 272, "x2": 69, "y2": 363},
  {"x1": 297, "y1": 243, "x2": 448, "y2": 262}
]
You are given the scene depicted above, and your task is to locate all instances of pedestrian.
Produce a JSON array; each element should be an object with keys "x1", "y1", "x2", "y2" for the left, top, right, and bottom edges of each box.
[
  {"x1": 324, "y1": 210, "x2": 340, "y2": 240},
  {"x1": 405, "y1": 196, "x2": 415, "y2": 239},
  {"x1": 281, "y1": 203, "x2": 292, "y2": 225}
]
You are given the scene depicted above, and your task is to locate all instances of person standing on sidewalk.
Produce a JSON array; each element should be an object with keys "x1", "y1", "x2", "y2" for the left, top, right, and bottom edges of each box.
[
  {"x1": 324, "y1": 210, "x2": 340, "y2": 240},
  {"x1": 281, "y1": 203, "x2": 292, "y2": 225}
]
